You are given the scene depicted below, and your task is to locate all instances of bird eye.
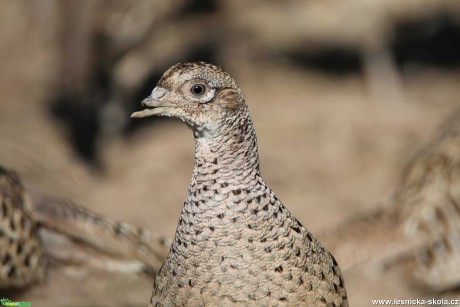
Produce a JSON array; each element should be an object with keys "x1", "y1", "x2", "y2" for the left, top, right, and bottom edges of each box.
[{"x1": 191, "y1": 84, "x2": 206, "y2": 96}]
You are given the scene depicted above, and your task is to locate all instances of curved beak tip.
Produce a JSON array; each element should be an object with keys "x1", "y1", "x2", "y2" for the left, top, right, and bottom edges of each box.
[{"x1": 130, "y1": 111, "x2": 143, "y2": 118}]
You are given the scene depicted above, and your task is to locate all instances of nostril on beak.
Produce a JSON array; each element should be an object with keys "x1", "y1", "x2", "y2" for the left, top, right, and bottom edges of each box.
[
  {"x1": 152, "y1": 87, "x2": 166, "y2": 100},
  {"x1": 141, "y1": 87, "x2": 167, "y2": 107}
]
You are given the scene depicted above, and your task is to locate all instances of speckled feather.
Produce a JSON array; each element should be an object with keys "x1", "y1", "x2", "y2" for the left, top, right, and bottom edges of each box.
[
  {"x1": 30, "y1": 194, "x2": 169, "y2": 271},
  {"x1": 389, "y1": 107, "x2": 460, "y2": 291},
  {"x1": 0, "y1": 165, "x2": 169, "y2": 289},
  {"x1": 0, "y1": 166, "x2": 46, "y2": 289},
  {"x1": 317, "y1": 107, "x2": 460, "y2": 293},
  {"x1": 136, "y1": 62, "x2": 348, "y2": 306}
]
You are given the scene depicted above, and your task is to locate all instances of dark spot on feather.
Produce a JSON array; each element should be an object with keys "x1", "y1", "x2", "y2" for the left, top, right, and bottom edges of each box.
[
  {"x1": 295, "y1": 248, "x2": 301, "y2": 257},
  {"x1": 7, "y1": 266, "x2": 16, "y2": 278},
  {"x1": 333, "y1": 283, "x2": 339, "y2": 292},
  {"x1": 9, "y1": 218, "x2": 15, "y2": 231},
  {"x1": 16, "y1": 244, "x2": 23, "y2": 255},
  {"x1": 1, "y1": 200, "x2": 7, "y2": 217},
  {"x1": 24, "y1": 255, "x2": 31, "y2": 267},
  {"x1": 332, "y1": 255, "x2": 338, "y2": 266},
  {"x1": 114, "y1": 223, "x2": 122, "y2": 235},
  {"x1": 232, "y1": 189, "x2": 241, "y2": 195},
  {"x1": 3, "y1": 253, "x2": 11, "y2": 265}
]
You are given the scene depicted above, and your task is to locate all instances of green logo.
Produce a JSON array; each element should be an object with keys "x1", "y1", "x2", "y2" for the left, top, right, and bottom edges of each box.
[{"x1": 0, "y1": 298, "x2": 31, "y2": 306}]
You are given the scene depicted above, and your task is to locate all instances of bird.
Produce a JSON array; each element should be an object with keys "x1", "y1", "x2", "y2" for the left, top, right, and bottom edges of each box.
[
  {"x1": 320, "y1": 106, "x2": 460, "y2": 293},
  {"x1": 0, "y1": 165, "x2": 169, "y2": 290},
  {"x1": 132, "y1": 62, "x2": 348, "y2": 306},
  {"x1": 388, "y1": 106, "x2": 460, "y2": 291}
]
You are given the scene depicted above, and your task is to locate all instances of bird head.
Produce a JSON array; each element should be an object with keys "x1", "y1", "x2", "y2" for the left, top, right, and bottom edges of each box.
[{"x1": 131, "y1": 62, "x2": 246, "y2": 134}]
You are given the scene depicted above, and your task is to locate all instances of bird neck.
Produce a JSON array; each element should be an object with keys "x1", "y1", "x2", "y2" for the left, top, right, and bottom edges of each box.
[{"x1": 192, "y1": 107, "x2": 261, "y2": 185}]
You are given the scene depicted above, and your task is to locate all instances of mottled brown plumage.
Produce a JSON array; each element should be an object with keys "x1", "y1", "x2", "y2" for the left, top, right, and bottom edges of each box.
[
  {"x1": 132, "y1": 62, "x2": 348, "y2": 306},
  {"x1": 0, "y1": 166, "x2": 46, "y2": 288},
  {"x1": 0, "y1": 165, "x2": 168, "y2": 290},
  {"x1": 390, "y1": 107, "x2": 460, "y2": 291},
  {"x1": 321, "y1": 107, "x2": 460, "y2": 292}
]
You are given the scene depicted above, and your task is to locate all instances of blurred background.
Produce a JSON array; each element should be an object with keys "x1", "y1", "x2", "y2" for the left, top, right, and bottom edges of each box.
[{"x1": 1, "y1": 0, "x2": 460, "y2": 306}]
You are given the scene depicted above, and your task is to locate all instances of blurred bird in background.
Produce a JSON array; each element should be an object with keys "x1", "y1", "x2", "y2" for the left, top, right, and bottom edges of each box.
[{"x1": 0, "y1": 164, "x2": 168, "y2": 291}]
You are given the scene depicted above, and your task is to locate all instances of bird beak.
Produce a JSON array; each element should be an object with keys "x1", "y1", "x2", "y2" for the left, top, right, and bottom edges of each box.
[{"x1": 131, "y1": 87, "x2": 170, "y2": 118}]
